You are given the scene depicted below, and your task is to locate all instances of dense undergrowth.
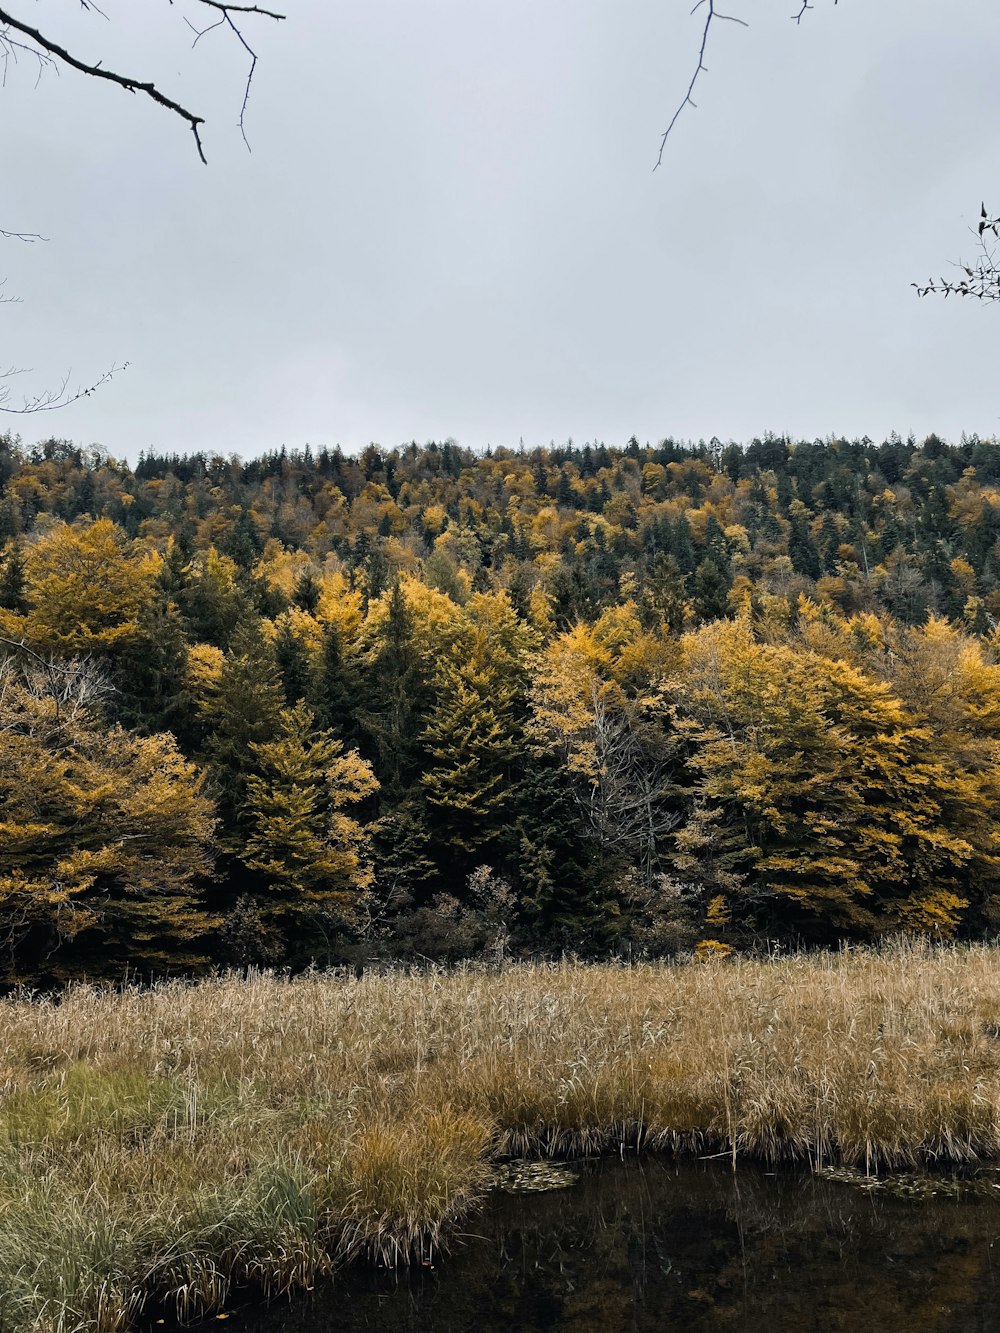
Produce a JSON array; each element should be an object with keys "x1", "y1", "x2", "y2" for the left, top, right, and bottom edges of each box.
[{"x1": 3, "y1": 943, "x2": 1000, "y2": 1333}]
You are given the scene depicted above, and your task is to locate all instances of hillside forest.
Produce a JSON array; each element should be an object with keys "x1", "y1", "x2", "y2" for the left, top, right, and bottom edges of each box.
[{"x1": 4, "y1": 430, "x2": 1000, "y2": 982}]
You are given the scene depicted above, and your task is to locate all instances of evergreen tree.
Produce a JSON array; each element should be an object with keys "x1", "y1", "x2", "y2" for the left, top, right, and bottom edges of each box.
[
  {"x1": 787, "y1": 505, "x2": 821, "y2": 579},
  {"x1": 241, "y1": 702, "x2": 378, "y2": 948},
  {"x1": 640, "y1": 553, "x2": 688, "y2": 635},
  {"x1": 359, "y1": 581, "x2": 431, "y2": 799},
  {"x1": 692, "y1": 558, "x2": 730, "y2": 623},
  {"x1": 274, "y1": 618, "x2": 311, "y2": 705},
  {"x1": 0, "y1": 539, "x2": 27, "y2": 613},
  {"x1": 309, "y1": 621, "x2": 362, "y2": 739},
  {"x1": 207, "y1": 620, "x2": 285, "y2": 829},
  {"x1": 818, "y1": 513, "x2": 841, "y2": 574},
  {"x1": 420, "y1": 630, "x2": 520, "y2": 863},
  {"x1": 293, "y1": 569, "x2": 321, "y2": 612},
  {"x1": 670, "y1": 515, "x2": 697, "y2": 575},
  {"x1": 111, "y1": 595, "x2": 195, "y2": 743}
]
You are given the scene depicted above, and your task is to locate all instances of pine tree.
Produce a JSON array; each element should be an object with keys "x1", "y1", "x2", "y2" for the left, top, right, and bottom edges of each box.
[
  {"x1": 359, "y1": 581, "x2": 431, "y2": 799},
  {"x1": 111, "y1": 594, "x2": 195, "y2": 743},
  {"x1": 293, "y1": 569, "x2": 321, "y2": 612},
  {"x1": 692, "y1": 558, "x2": 731, "y2": 623},
  {"x1": 309, "y1": 621, "x2": 362, "y2": 739},
  {"x1": 0, "y1": 539, "x2": 26, "y2": 613},
  {"x1": 788, "y1": 504, "x2": 822, "y2": 579},
  {"x1": 670, "y1": 515, "x2": 697, "y2": 575},
  {"x1": 207, "y1": 620, "x2": 286, "y2": 829},
  {"x1": 274, "y1": 617, "x2": 311, "y2": 705},
  {"x1": 241, "y1": 702, "x2": 378, "y2": 940},
  {"x1": 421, "y1": 629, "x2": 520, "y2": 860}
]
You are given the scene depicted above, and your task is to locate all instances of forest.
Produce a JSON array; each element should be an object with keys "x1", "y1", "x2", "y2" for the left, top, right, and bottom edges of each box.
[{"x1": 3, "y1": 428, "x2": 1000, "y2": 982}]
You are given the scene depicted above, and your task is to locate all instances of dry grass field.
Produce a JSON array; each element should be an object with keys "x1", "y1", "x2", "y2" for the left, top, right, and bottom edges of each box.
[{"x1": 4, "y1": 943, "x2": 1000, "y2": 1333}]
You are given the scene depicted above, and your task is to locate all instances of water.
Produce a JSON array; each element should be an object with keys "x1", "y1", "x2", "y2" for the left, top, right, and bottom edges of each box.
[{"x1": 225, "y1": 1157, "x2": 1000, "y2": 1332}]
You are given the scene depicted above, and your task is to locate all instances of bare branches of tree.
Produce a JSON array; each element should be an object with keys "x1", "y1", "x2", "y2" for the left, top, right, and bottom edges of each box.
[
  {"x1": 661, "y1": 2, "x2": 997, "y2": 310},
  {"x1": 0, "y1": 1, "x2": 285, "y2": 162},
  {"x1": 0, "y1": 362, "x2": 129, "y2": 415},
  {"x1": 656, "y1": 0, "x2": 837, "y2": 168},
  {"x1": 655, "y1": 1, "x2": 747, "y2": 171},
  {"x1": 0, "y1": 4, "x2": 284, "y2": 414},
  {"x1": 914, "y1": 205, "x2": 1000, "y2": 304},
  {"x1": 1, "y1": 223, "x2": 129, "y2": 413},
  {"x1": 584, "y1": 691, "x2": 682, "y2": 887}
]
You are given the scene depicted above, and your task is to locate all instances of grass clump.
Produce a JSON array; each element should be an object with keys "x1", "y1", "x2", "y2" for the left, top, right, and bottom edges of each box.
[{"x1": 4, "y1": 942, "x2": 1000, "y2": 1331}]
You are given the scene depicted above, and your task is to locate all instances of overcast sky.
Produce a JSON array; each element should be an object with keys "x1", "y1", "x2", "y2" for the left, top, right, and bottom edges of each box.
[{"x1": 2, "y1": 0, "x2": 999, "y2": 461}]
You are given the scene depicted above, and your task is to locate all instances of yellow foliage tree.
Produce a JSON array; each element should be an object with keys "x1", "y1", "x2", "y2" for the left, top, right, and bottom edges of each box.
[
  {"x1": 0, "y1": 654, "x2": 216, "y2": 980},
  {"x1": 671, "y1": 615, "x2": 986, "y2": 941},
  {"x1": 242, "y1": 703, "x2": 379, "y2": 935},
  {"x1": 0, "y1": 519, "x2": 156, "y2": 656}
]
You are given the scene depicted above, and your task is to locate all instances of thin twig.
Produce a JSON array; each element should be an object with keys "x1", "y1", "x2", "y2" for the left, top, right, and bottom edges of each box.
[
  {"x1": 0, "y1": 362, "x2": 130, "y2": 415},
  {"x1": 655, "y1": 0, "x2": 749, "y2": 170},
  {"x1": 656, "y1": 0, "x2": 835, "y2": 167}
]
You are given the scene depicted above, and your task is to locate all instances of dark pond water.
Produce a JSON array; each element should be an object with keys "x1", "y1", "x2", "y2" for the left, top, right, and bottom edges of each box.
[{"x1": 226, "y1": 1157, "x2": 1000, "y2": 1332}]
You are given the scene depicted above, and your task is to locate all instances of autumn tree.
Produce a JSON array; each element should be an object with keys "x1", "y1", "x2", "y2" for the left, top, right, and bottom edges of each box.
[
  {"x1": 421, "y1": 615, "x2": 524, "y2": 866},
  {"x1": 205, "y1": 619, "x2": 285, "y2": 828},
  {"x1": 239, "y1": 702, "x2": 378, "y2": 957},
  {"x1": 530, "y1": 608, "x2": 683, "y2": 892},
  {"x1": 0, "y1": 518, "x2": 156, "y2": 656},
  {"x1": 0, "y1": 651, "x2": 215, "y2": 981},
  {"x1": 670, "y1": 615, "x2": 982, "y2": 943}
]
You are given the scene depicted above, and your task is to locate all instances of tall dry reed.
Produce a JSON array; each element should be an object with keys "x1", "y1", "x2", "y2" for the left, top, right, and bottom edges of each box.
[{"x1": 2, "y1": 942, "x2": 1000, "y2": 1333}]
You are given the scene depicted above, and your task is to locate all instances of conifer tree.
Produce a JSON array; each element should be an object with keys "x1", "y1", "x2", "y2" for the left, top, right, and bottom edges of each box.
[
  {"x1": 293, "y1": 569, "x2": 321, "y2": 613},
  {"x1": 241, "y1": 703, "x2": 378, "y2": 942},
  {"x1": 0, "y1": 539, "x2": 26, "y2": 613},
  {"x1": 274, "y1": 617, "x2": 311, "y2": 705},
  {"x1": 207, "y1": 620, "x2": 286, "y2": 828},
  {"x1": 692, "y1": 558, "x2": 730, "y2": 623},
  {"x1": 111, "y1": 594, "x2": 194, "y2": 743},
  {"x1": 787, "y1": 503, "x2": 822, "y2": 579},
  {"x1": 309, "y1": 621, "x2": 362, "y2": 740},
  {"x1": 420, "y1": 629, "x2": 520, "y2": 860},
  {"x1": 359, "y1": 580, "x2": 431, "y2": 799}
]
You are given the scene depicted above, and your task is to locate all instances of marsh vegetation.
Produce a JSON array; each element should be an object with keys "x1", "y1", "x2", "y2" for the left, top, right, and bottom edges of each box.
[{"x1": 4, "y1": 944, "x2": 1000, "y2": 1331}]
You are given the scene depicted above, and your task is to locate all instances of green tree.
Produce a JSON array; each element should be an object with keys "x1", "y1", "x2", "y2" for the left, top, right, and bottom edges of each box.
[
  {"x1": 241, "y1": 703, "x2": 378, "y2": 948},
  {"x1": 274, "y1": 615, "x2": 311, "y2": 705},
  {"x1": 359, "y1": 581, "x2": 432, "y2": 799},
  {"x1": 0, "y1": 539, "x2": 26, "y2": 613},
  {"x1": 421, "y1": 629, "x2": 520, "y2": 861},
  {"x1": 309, "y1": 621, "x2": 362, "y2": 740},
  {"x1": 206, "y1": 620, "x2": 285, "y2": 829},
  {"x1": 692, "y1": 558, "x2": 730, "y2": 622}
]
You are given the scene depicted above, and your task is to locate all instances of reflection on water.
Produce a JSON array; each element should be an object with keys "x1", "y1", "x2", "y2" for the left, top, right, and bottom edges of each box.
[{"x1": 230, "y1": 1157, "x2": 1000, "y2": 1332}]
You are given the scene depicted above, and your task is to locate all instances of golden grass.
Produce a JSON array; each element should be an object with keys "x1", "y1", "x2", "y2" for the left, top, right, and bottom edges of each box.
[{"x1": 4, "y1": 941, "x2": 1000, "y2": 1332}]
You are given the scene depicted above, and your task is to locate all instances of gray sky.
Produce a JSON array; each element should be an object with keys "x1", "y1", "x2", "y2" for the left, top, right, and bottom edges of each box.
[{"x1": 3, "y1": 0, "x2": 999, "y2": 460}]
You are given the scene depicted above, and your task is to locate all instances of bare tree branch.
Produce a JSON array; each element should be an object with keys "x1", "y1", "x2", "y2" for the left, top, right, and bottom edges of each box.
[
  {"x1": 914, "y1": 205, "x2": 1000, "y2": 304},
  {"x1": 0, "y1": 362, "x2": 130, "y2": 415},
  {"x1": 0, "y1": 1, "x2": 285, "y2": 162},
  {"x1": 179, "y1": 0, "x2": 284, "y2": 150},
  {"x1": 655, "y1": 1, "x2": 749, "y2": 171},
  {"x1": 656, "y1": 0, "x2": 836, "y2": 168}
]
